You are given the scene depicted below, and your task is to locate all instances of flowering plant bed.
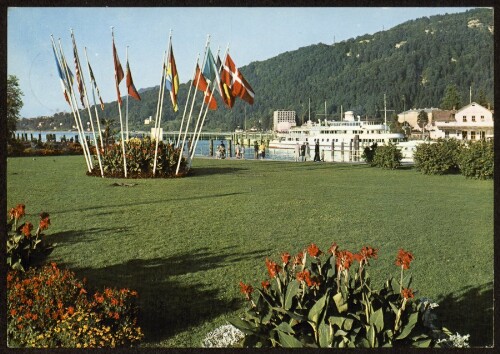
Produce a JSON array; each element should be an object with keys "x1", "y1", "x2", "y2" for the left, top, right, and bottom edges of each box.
[
  {"x1": 7, "y1": 263, "x2": 143, "y2": 348},
  {"x1": 232, "y1": 243, "x2": 463, "y2": 348},
  {"x1": 87, "y1": 138, "x2": 189, "y2": 178}
]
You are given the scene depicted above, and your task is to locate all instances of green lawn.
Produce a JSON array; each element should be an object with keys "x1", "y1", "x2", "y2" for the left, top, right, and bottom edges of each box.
[{"x1": 6, "y1": 155, "x2": 494, "y2": 347}]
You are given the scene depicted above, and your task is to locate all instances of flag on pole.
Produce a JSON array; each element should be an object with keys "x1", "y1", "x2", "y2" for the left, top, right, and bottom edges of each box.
[
  {"x1": 52, "y1": 43, "x2": 71, "y2": 105},
  {"x1": 165, "y1": 43, "x2": 179, "y2": 111},
  {"x1": 72, "y1": 42, "x2": 85, "y2": 108},
  {"x1": 202, "y1": 48, "x2": 217, "y2": 84},
  {"x1": 193, "y1": 65, "x2": 217, "y2": 110},
  {"x1": 113, "y1": 38, "x2": 124, "y2": 104},
  {"x1": 215, "y1": 54, "x2": 233, "y2": 108},
  {"x1": 88, "y1": 62, "x2": 105, "y2": 110},
  {"x1": 126, "y1": 60, "x2": 141, "y2": 101},
  {"x1": 222, "y1": 53, "x2": 255, "y2": 105}
]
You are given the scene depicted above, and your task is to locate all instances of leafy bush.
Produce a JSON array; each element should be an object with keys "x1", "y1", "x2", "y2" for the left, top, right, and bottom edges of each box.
[
  {"x1": 231, "y1": 243, "x2": 455, "y2": 348},
  {"x1": 372, "y1": 143, "x2": 402, "y2": 169},
  {"x1": 92, "y1": 138, "x2": 189, "y2": 178},
  {"x1": 413, "y1": 139, "x2": 463, "y2": 175},
  {"x1": 7, "y1": 263, "x2": 143, "y2": 348},
  {"x1": 7, "y1": 204, "x2": 55, "y2": 271},
  {"x1": 458, "y1": 139, "x2": 493, "y2": 179},
  {"x1": 361, "y1": 143, "x2": 378, "y2": 165}
]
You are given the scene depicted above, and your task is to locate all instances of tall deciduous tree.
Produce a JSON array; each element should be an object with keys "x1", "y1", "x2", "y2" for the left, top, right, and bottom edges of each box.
[
  {"x1": 440, "y1": 84, "x2": 461, "y2": 110},
  {"x1": 7, "y1": 75, "x2": 24, "y2": 140}
]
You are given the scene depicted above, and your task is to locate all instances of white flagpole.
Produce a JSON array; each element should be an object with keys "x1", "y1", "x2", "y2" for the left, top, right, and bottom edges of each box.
[
  {"x1": 71, "y1": 29, "x2": 104, "y2": 177},
  {"x1": 112, "y1": 27, "x2": 128, "y2": 178},
  {"x1": 175, "y1": 35, "x2": 211, "y2": 175},
  {"x1": 126, "y1": 46, "x2": 130, "y2": 141},
  {"x1": 153, "y1": 32, "x2": 172, "y2": 175},
  {"x1": 83, "y1": 47, "x2": 104, "y2": 153},
  {"x1": 52, "y1": 35, "x2": 92, "y2": 172},
  {"x1": 153, "y1": 50, "x2": 167, "y2": 139},
  {"x1": 191, "y1": 46, "x2": 225, "y2": 160},
  {"x1": 177, "y1": 54, "x2": 200, "y2": 148},
  {"x1": 58, "y1": 38, "x2": 93, "y2": 172}
]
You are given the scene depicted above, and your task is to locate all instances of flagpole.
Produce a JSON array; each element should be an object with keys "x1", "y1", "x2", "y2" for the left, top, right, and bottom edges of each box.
[
  {"x1": 126, "y1": 46, "x2": 130, "y2": 141},
  {"x1": 177, "y1": 53, "x2": 199, "y2": 148},
  {"x1": 190, "y1": 46, "x2": 224, "y2": 160},
  {"x1": 83, "y1": 46, "x2": 105, "y2": 153},
  {"x1": 57, "y1": 37, "x2": 93, "y2": 172},
  {"x1": 112, "y1": 27, "x2": 128, "y2": 178},
  {"x1": 71, "y1": 29, "x2": 104, "y2": 177},
  {"x1": 152, "y1": 49, "x2": 167, "y2": 175},
  {"x1": 51, "y1": 35, "x2": 92, "y2": 172}
]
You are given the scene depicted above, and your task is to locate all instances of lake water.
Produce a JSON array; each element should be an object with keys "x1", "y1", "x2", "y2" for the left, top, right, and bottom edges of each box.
[{"x1": 15, "y1": 130, "x2": 295, "y2": 161}]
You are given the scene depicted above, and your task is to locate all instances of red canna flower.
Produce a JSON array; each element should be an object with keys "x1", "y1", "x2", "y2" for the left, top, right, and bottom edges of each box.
[
  {"x1": 355, "y1": 246, "x2": 378, "y2": 265},
  {"x1": 265, "y1": 258, "x2": 281, "y2": 278},
  {"x1": 336, "y1": 250, "x2": 354, "y2": 270},
  {"x1": 239, "y1": 281, "x2": 254, "y2": 300},
  {"x1": 9, "y1": 204, "x2": 26, "y2": 220},
  {"x1": 261, "y1": 280, "x2": 270, "y2": 290},
  {"x1": 293, "y1": 251, "x2": 304, "y2": 265},
  {"x1": 39, "y1": 214, "x2": 50, "y2": 231},
  {"x1": 307, "y1": 243, "x2": 322, "y2": 257},
  {"x1": 395, "y1": 249, "x2": 415, "y2": 270},
  {"x1": 401, "y1": 288, "x2": 414, "y2": 299},
  {"x1": 281, "y1": 252, "x2": 291, "y2": 265},
  {"x1": 296, "y1": 270, "x2": 309, "y2": 283},
  {"x1": 21, "y1": 222, "x2": 33, "y2": 237},
  {"x1": 328, "y1": 242, "x2": 338, "y2": 255}
]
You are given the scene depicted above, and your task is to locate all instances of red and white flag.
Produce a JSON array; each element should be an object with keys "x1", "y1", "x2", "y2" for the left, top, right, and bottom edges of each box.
[{"x1": 221, "y1": 53, "x2": 254, "y2": 105}]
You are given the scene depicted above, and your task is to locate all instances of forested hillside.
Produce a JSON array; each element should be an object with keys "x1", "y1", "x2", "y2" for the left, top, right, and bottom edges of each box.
[{"x1": 19, "y1": 8, "x2": 493, "y2": 132}]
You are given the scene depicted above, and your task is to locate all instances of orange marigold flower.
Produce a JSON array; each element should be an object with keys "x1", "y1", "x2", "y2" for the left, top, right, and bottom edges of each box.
[
  {"x1": 130, "y1": 290, "x2": 138, "y2": 297},
  {"x1": 67, "y1": 306, "x2": 75, "y2": 315},
  {"x1": 113, "y1": 312, "x2": 120, "y2": 320},
  {"x1": 281, "y1": 252, "x2": 291, "y2": 265},
  {"x1": 395, "y1": 249, "x2": 415, "y2": 270},
  {"x1": 265, "y1": 258, "x2": 281, "y2": 278},
  {"x1": 239, "y1": 281, "x2": 254, "y2": 300},
  {"x1": 307, "y1": 243, "x2": 322, "y2": 257},
  {"x1": 401, "y1": 288, "x2": 414, "y2": 299},
  {"x1": 10, "y1": 309, "x2": 17, "y2": 317},
  {"x1": 21, "y1": 222, "x2": 33, "y2": 237},
  {"x1": 261, "y1": 280, "x2": 270, "y2": 290},
  {"x1": 31, "y1": 314, "x2": 38, "y2": 321}
]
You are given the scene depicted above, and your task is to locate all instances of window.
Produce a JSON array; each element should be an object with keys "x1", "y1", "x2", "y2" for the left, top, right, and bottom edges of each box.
[
  {"x1": 480, "y1": 131, "x2": 485, "y2": 140},
  {"x1": 462, "y1": 116, "x2": 467, "y2": 122},
  {"x1": 462, "y1": 131, "x2": 468, "y2": 140},
  {"x1": 481, "y1": 115, "x2": 485, "y2": 121},
  {"x1": 472, "y1": 116, "x2": 476, "y2": 122},
  {"x1": 445, "y1": 131, "x2": 449, "y2": 138},
  {"x1": 470, "y1": 131, "x2": 476, "y2": 140}
]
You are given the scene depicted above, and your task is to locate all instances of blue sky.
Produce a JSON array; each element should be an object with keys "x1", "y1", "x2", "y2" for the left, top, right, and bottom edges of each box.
[{"x1": 8, "y1": 7, "x2": 476, "y2": 118}]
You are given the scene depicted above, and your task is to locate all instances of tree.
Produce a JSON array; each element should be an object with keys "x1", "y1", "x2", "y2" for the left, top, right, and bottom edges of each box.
[
  {"x1": 440, "y1": 84, "x2": 461, "y2": 110},
  {"x1": 417, "y1": 110, "x2": 428, "y2": 140},
  {"x1": 7, "y1": 75, "x2": 24, "y2": 140}
]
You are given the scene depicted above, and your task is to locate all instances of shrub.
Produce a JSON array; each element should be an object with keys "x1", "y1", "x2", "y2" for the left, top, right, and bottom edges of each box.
[
  {"x1": 7, "y1": 203, "x2": 55, "y2": 271},
  {"x1": 372, "y1": 143, "x2": 402, "y2": 169},
  {"x1": 361, "y1": 143, "x2": 378, "y2": 165},
  {"x1": 231, "y1": 243, "x2": 455, "y2": 348},
  {"x1": 91, "y1": 138, "x2": 189, "y2": 178},
  {"x1": 413, "y1": 139, "x2": 463, "y2": 175},
  {"x1": 7, "y1": 263, "x2": 143, "y2": 348},
  {"x1": 458, "y1": 139, "x2": 493, "y2": 179}
]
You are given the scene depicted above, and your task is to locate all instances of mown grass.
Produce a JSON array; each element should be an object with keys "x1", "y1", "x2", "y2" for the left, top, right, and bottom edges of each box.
[{"x1": 6, "y1": 155, "x2": 493, "y2": 347}]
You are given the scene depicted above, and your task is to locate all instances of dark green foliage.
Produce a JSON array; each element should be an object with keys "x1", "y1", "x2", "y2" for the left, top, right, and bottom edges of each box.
[
  {"x1": 7, "y1": 75, "x2": 23, "y2": 140},
  {"x1": 458, "y1": 139, "x2": 494, "y2": 179},
  {"x1": 440, "y1": 84, "x2": 462, "y2": 110},
  {"x1": 361, "y1": 143, "x2": 378, "y2": 164},
  {"x1": 413, "y1": 139, "x2": 463, "y2": 175},
  {"x1": 372, "y1": 143, "x2": 402, "y2": 169},
  {"x1": 18, "y1": 9, "x2": 493, "y2": 132}
]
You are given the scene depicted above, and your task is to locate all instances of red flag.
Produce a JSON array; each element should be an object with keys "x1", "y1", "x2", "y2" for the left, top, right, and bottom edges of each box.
[
  {"x1": 217, "y1": 55, "x2": 234, "y2": 108},
  {"x1": 222, "y1": 54, "x2": 255, "y2": 105},
  {"x1": 193, "y1": 65, "x2": 217, "y2": 110},
  {"x1": 113, "y1": 38, "x2": 124, "y2": 104},
  {"x1": 126, "y1": 60, "x2": 141, "y2": 101},
  {"x1": 72, "y1": 39, "x2": 85, "y2": 108}
]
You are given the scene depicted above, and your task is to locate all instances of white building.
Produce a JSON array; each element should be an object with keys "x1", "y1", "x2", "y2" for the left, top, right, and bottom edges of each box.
[
  {"x1": 433, "y1": 102, "x2": 494, "y2": 140},
  {"x1": 273, "y1": 110, "x2": 297, "y2": 132}
]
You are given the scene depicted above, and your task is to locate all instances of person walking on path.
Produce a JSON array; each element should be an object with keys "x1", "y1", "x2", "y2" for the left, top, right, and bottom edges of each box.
[
  {"x1": 240, "y1": 143, "x2": 245, "y2": 159},
  {"x1": 254, "y1": 141, "x2": 259, "y2": 159},
  {"x1": 305, "y1": 142, "x2": 311, "y2": 161},
  {"x1": 294, "y1": 142, "x2": 300, "y2": 162},
  {"x1": 314, "y1": 140, "x2": 321, "y2": 162},
  {"x1": 235, "y1": 142, "x2": 240, "y2": 159},
  {"x1": 300, "y1": 142, "x2": 306, "y2": 162}
]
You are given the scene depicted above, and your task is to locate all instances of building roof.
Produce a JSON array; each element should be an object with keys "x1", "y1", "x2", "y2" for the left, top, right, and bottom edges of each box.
[{"x1": 432, "y1": 110, "x2": 456, "y2": 122}]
